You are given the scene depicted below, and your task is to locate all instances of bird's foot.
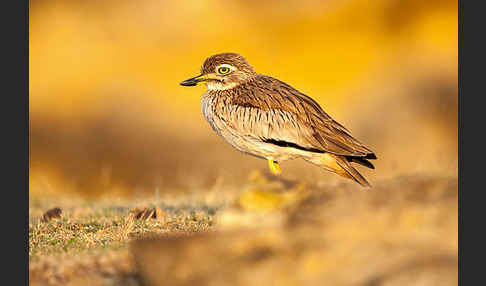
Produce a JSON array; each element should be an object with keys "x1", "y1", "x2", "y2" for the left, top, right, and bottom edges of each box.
[{"x1": 267, "y1": 160, "x2": 282, "y2": 175}]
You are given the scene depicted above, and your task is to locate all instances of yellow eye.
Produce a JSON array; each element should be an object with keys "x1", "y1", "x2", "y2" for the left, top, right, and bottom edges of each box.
[{"x1": 218, "y1": 66, "x2": 230, "y2": 74}]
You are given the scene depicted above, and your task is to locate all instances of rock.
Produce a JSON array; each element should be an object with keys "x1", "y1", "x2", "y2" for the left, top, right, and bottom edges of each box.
[
  {"x1": 42, "y1": 207, "x2": 62, "y2": 222},
  {"x1": 131, "y1": 207, "x2": 164, "y2": 221}
]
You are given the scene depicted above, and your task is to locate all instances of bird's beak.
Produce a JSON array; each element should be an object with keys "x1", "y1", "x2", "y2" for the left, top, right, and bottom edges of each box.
[{"x1": 180, "y1": 74, "x2": 208, "y2": 87}]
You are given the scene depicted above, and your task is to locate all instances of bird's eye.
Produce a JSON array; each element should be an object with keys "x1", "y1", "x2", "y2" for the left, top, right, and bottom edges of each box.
[{"x1": 218, "y1": 66, "x2": 231, "y2": 74}]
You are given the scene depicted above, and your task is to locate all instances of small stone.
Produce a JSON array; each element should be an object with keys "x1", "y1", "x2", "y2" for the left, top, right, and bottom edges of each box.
[
  {"x1": 131, "y1": 207, "x2": 164, "y2": 221},
  {"x1": 42, "y1": 207, "x2": 62, "y2": 222}
]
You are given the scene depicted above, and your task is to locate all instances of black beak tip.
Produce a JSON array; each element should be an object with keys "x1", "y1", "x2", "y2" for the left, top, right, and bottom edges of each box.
[{"x1": 180, "y1": 80, "x2": 196, "y2": 87}]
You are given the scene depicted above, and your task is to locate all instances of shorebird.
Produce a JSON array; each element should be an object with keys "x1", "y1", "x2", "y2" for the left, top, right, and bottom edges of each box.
[{"x1": 180, "y1": 53, "x2": 376, "y2": 187}]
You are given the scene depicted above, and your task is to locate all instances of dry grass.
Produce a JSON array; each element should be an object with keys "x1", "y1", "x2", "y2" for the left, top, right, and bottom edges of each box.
[{"x1": 29, "y1": 191, "x2": 225, "y2": 285}]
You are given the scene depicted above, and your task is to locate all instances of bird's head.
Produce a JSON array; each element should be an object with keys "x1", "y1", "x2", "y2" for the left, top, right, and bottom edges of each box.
[{"x1": 180, "y1": 53, "x2": 256, "y2": 91}]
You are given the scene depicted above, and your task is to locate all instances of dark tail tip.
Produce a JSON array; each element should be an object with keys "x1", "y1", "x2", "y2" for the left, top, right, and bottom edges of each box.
[
  {"x1": 335, "y1": 156, "x2": 372, "y2": 188},
  {"x1": 366, "y1": 153, "x2": 377, "y2": 160},
  {"x1": 348, "y1": 157, "x2": 375, "y2": 169}
]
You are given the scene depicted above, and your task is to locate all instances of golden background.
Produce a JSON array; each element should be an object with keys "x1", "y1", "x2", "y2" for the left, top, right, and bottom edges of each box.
[{"x1": 29, "y1": 0, "x2": 457, "y2": 197}]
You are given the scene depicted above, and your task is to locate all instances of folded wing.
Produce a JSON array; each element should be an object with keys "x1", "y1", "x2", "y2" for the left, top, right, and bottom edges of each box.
[{"x1": 228, "y1": 75, "x2": 376, "y2": 158}]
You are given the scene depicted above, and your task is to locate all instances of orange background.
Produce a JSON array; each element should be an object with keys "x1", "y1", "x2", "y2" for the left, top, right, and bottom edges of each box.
[{"x1": 30, "y1": 0, "x2": 457, "y2": 196}]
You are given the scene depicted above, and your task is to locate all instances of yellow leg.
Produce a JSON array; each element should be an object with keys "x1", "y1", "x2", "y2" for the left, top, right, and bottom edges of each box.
[{"x1": 267, "y1": 160, "x2": 282, "y2": 175}]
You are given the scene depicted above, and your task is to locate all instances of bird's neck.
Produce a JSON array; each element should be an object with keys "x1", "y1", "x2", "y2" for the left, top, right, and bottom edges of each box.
[
  {"x1": 206, "y1": 81, "x2": 240, "y2": 91},
  {"x1": 206, "y1": 74, "x2": 258, "y2": 92}
]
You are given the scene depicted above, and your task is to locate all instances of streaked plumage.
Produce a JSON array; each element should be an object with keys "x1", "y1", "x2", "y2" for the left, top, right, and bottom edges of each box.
[{"x1": 181, "y1": 53, "x2": 376, "y2": 187}]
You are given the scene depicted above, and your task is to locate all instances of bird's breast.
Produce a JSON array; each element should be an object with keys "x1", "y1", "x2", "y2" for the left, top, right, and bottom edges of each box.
[{"x1": 201, "y1": 92, "x2": 228, "y2": 136}]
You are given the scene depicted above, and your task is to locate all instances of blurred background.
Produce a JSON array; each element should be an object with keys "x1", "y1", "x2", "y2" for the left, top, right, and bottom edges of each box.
[{"x1": 29, "y1": 0, "x2": 457, "y2": 197}]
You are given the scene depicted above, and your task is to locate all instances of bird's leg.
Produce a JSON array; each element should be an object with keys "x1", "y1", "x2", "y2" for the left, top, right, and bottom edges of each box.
[{"x1": 267, "y1": 160, "x2": 282, "y2": 175}]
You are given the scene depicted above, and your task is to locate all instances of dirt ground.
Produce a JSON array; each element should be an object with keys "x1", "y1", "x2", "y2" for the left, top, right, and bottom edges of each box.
[{"x1": 29, "y1": 172, "x2": 457, "y2": 286}]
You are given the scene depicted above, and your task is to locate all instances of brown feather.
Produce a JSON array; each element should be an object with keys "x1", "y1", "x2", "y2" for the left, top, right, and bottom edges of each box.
[{"x1": 227, "y1": 74, "x2": 376, "y2": 158}]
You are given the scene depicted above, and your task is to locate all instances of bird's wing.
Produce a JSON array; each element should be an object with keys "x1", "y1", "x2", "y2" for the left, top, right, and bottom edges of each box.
[{"x1": 229, "y1": 75, "x2": 375, "y2": 157}]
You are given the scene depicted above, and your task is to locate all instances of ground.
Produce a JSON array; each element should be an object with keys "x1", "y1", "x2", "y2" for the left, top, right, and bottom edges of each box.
[
  {"x1": 29, "y1": 189, "x2": 225, "y2": 285},
  {"x1": 29, "y1": 172, "x2": 457, "y2": 286}
]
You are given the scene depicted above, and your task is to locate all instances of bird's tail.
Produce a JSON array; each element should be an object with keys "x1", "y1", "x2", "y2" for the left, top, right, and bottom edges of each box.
[
  {"x1": 333, "y1": 154, "x2": 371, "y2": 187},
  {"x1": 306, "y1": 153, "x2": 371, "y2": 188}
]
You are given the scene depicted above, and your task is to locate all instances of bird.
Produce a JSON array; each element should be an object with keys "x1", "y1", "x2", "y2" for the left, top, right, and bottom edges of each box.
[{"x1": 180, "y1": 53, "x2": 376, "y2": 187}]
